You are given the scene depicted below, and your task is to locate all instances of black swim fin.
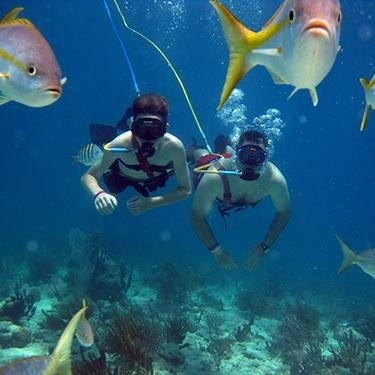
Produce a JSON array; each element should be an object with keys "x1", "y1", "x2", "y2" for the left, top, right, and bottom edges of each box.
[{"x1": 89, "y1": 124, "x2": 118, "y2": 145}]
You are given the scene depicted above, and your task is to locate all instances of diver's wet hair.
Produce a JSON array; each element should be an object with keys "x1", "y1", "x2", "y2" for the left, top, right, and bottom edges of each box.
[
  {"x1": 238, "y1": 130, "x2": 268, "y2": 149},
  {"x1": 132, "y1": 93, "x2": 169, "y2": 122}
]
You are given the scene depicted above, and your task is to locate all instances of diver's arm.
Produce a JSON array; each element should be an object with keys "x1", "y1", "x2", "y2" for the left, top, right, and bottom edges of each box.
[
  {"x1": 148, "y1": 141, "x2": 191, "y2": 208},
  {"x1": 190, "y1": 174, "x2": 220, "y2": 249},
  {"x1": 80, "y1": 151, "x2": 116, "y2": 197},
  {"x1": 263, "y1": 173, "x2": 291, "y2": 248}
]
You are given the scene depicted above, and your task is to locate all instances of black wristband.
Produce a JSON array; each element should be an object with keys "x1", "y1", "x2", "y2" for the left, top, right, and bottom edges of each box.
[{"x1": 260, "y1": 241, "x2": 270, "y2": 252}]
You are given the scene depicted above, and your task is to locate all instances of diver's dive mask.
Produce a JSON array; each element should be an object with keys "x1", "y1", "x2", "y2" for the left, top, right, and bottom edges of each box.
[
  {"x1": 131, "y1": 115, "x2": 167, "y2": 141},
  {"x1": 236, "y1": 144, "x2": 268, "y2": 181}
]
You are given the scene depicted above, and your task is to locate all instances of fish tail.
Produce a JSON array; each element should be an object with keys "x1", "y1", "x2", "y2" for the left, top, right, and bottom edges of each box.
[
  {"x1": 43, "y1": 305, "x2": 87, "y2": 375},
  {"x1": 210, "y1": 1, "x2": 256, "y2": 109},
  {"x1": 335, "y1": 234, "x2": 357, "y2": 275},
  {"x1": 360, "y1": 104, "x2": 370, "y2": 132},
  {"x1": 360, "y1": 78, "x2": 369, "y2": 91}
]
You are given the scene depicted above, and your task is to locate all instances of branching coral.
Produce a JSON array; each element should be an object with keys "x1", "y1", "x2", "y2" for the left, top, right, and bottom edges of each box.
[
  {"x1": 143, "y1": 262, "x2": 201, "y2": 311},
  {"x1": 268, "y1": 301, "x2": 325, "y2": 374},
  {"x1": 105, "y1": 309, "x2": 162, "y2": 374},
  {"x1": 233, "y1": 320, "x2": 253, "y2": 342},
  {"x1": 328, "y1": 329, "x2": 374, "y2": 375},
  {"x1": 163, "y1": 315, "x2": 193, "y2": 344},
  {"x1": 0, "y1": 290, "x2": 36, "y2": 323},
  {"x1": 73, "y1": 347, "x2": 127, "y2": 375}
]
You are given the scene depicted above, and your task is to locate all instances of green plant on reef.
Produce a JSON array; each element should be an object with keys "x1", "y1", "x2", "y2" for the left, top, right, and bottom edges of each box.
[{"x1": 105, "y1": 309, "x2": 162, "y2": 374}]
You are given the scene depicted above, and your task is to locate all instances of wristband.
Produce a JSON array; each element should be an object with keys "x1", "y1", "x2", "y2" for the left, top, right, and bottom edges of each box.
[
  {"x1": 208, "y1": 243, "x2": 221, "y2": 253},
  {"x1": 94, "y1": 190, "x2": 106, "y2": 200},
  {"x1": 260, "y1": 241, "x2": 270, "y2": 252}
]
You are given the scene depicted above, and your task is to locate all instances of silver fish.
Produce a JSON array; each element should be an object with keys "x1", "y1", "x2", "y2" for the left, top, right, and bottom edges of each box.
[
  {"x1": 0, "y1": 7, "x2": 65, "y2": 107},
  {"x1": 0, "y1": 304, "x2": 88, "y2": 375},
  {"x1": 72, "y1": 143, "x2": 103, "y2": 166},
  {"x1": 210, "y1": 0, "x2": 342, "y2": 108},
  {"x1": 336, "y1": 235, "x2": 375, "y2": 279}
]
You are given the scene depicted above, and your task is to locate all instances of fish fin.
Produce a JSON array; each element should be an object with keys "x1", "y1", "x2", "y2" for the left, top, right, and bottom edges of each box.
[
  {"x1": 2, "y1": 18, "x2": 34, "y2": 28},
  {"x1": 0, "y1": 7, "x2": 24, "y2": 23},
  {"x1": 262, "y1": 1, "x2": 288, "y2": 29},
  {"x1": 252, "y1": 48, "x2": 282, "y2": 57},
  {"x1": 42, "y1": 305, "x2": 87, "y2": 375},
  {"x1": 369, "y1": 74, "x2": 375, "y2": 87},
  {"x1": 266, "y1": 67, "x2": 287, "y2": 85},
  {"x1": 309, "y1": 88, "x2": 319, "y2": 107},
  {"x1": 0, "y1": 94, "x2": 10, "y2": 105},
  {"x1": 360, "y1": 78, "x2": 369, "y2": 91},
  {"x1": 287, "y1": 87, "x2": 299, "y2": 101},
  {"x1": 335, "y1": 234, "x2": 357, "y2": 275},
  {"x1": 209, "y1": 1, "x2": 255, "y2": 109},
  {"x1": 209, "y1": 1, "x2": 287, "y2": 109},
  {"x1": 360, "y1": 104, "x2": 370, "y2": 132}
]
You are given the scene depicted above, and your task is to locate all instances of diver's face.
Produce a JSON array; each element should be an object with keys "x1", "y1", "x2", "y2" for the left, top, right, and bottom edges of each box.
[{"x1": 236, "y1": 141, "x2": 268, "y2": 180}]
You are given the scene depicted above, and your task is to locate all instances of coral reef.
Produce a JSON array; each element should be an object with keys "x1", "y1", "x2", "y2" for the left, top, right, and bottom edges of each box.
[{"x1": 0, "y1": 290, "x2": 36, "y2": 323}]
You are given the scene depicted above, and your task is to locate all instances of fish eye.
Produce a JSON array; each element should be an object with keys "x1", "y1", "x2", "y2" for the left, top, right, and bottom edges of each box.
[
  {"x1": 288, "y1": 9, "x2": 295, "y2": 23},
  {"x1": 28, "y1": 65, "x2": 37, "y2": 76},
  {"x1": 337, "y1": 12, "x2": 342, "y2": 23}
]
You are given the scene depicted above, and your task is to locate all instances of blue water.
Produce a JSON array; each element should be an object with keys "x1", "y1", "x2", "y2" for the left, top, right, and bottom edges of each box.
[{"x1": 0, "y1": 0, "x2": 375, "y2": 368}]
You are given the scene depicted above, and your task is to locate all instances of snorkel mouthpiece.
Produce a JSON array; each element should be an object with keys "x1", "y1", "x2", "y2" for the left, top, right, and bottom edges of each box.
[
  {"x1": 236, "y1": 144, "x2": 268, "y2": 181},
  {"x1": 139, "y1": 142, "x2": 156, "y2": 158}
]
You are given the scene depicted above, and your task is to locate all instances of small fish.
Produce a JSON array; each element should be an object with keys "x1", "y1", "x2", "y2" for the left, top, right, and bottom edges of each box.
[
  {"x1": 336, "y1": 234, "x2": 375, "y2": 279},
  {"x1": 75, "y1": 299, "x2": 94, "y2": 347},
  {"x1": 72, "y1": 143, "x2": 103, "y2": 166},
  {"x1": 0, "y1": 303, "x2": 89, "y2": 375},
  {"x1": 359, "y1": 74, "x2": 375, "y2": 132},
  {"x1": 210, "y1": 0, "x2": 342, "y2": 108},
  {"x1": 0, "y1": 7, "x2": 66, "y2": 107}
]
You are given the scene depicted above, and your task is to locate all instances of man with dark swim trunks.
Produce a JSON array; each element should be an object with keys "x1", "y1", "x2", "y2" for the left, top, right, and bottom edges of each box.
[
  {"x1": 191, "y1": 130, "x2": 291, "y2": 270},
  {"x1": 81, "y1": 93, "x2": 191, "y2": 215}
]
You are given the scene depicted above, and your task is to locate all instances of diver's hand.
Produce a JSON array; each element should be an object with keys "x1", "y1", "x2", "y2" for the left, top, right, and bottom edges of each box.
[
  {"x1": 126, "y1": 196, "x2": 153, "y2": 215},
  {"x1": 244, "y1": 244, "x2": 267, "y2": 271},
  {"x1": 94, "y1": 191, "x2": 118, "y2": 215},
  {"x1": 211, "y1": 246, "x2": 238, "y2": 270}
]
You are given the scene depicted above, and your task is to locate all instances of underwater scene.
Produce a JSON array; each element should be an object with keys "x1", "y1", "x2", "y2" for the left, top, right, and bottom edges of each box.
[{"x1": 0, "y1": 0, "x2": 375, "y2": 374}]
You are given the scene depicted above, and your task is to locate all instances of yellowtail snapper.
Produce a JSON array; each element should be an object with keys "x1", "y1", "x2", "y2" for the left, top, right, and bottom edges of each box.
[
  {"x1": 0, "y1": 7, "x2": 66, "y2": 107},
  {"x1": 210, "y1": 0, "x2": 342, "y2": 108}
]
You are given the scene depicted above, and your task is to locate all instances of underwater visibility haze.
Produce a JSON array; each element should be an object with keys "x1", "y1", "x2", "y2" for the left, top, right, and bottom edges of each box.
[{"x1": 0, "y1": 0, "x2": 375, "y2": 374}]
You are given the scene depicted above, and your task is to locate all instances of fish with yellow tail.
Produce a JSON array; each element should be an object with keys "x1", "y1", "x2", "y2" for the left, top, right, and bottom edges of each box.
[
  {"x1": 336, "y1": 234, "x2": 375, "y2": 279},
  {"x1": 359, "y1": 74, "x2": 375, "y2": 132},
  {"x1": 0, "y1": 301, "x2": 93, "y2": 375},
  {"x1": 0, "y1": 7, "x2": 66, "y2": 107},
  {"x1": 209, "y1": 0, "x2": 342, "y2": 109}
]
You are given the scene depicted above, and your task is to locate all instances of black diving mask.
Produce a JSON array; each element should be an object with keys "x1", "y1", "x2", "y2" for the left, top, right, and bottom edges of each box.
[
  {"x1": 132, "y1": 115, "x2": 167, "y2": 141},
  {"x1": 236, "y1": 144, "x2": 268, "y2": 181}
]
